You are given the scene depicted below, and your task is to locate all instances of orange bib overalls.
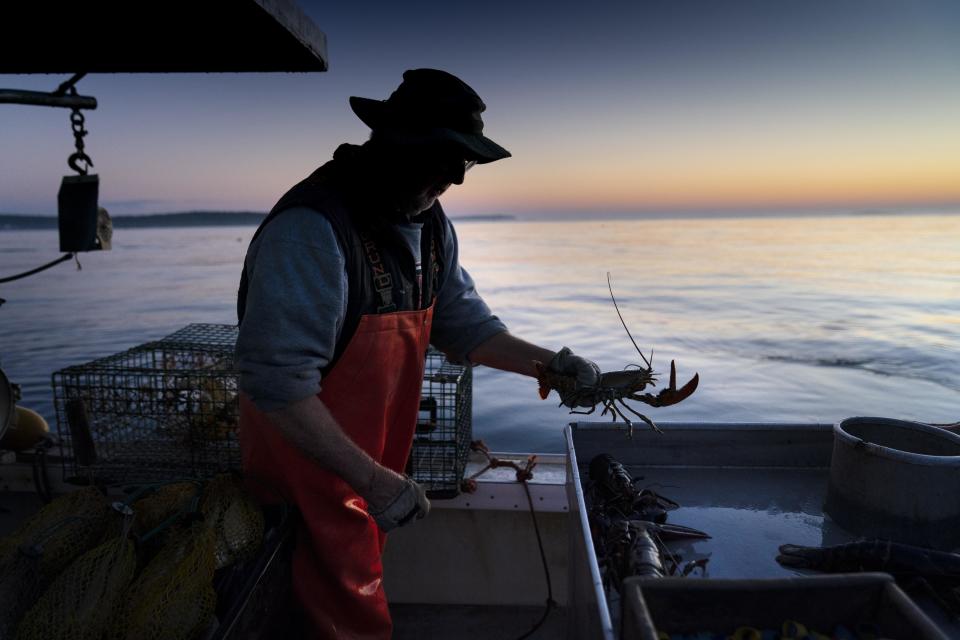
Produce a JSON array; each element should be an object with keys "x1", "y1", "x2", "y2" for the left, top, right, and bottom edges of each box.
[{"x1": 240, "y1": 303, "x2": 434, "y2": 639}]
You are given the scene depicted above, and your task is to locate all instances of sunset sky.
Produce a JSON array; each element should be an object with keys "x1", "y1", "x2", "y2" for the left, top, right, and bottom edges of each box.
[{"x1": 1, "y1": 0, "x2": 958, "y2": 218}]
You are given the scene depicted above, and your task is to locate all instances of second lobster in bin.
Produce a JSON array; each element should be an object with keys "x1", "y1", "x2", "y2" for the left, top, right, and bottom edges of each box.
[{"x1": 587, "y1": 453, "x2": 710, "y2": 591}]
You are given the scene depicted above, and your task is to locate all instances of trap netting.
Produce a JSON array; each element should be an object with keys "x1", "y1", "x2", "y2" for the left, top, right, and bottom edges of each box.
[
  {"x1": 114, "y1": 523, "x2": 218, "y2": 640},
  {"x1": 5, "y1": 474, "x2": 266, "y2": 640},
  {"x1": 0, "y1": 486, "x2": 112, "y2": 579},
  {"x1": 131, "y1": 481, "x2": 203, "y2": 539},
  {"x1": 0, "y1": 487, "x2": 120, "y2": 639},
  {"x1": 201, "y1": 473, "x2": 266, "y2": 569},
  {"x1": 17, "y1": 536, "x2": 137, "y2": 640}
]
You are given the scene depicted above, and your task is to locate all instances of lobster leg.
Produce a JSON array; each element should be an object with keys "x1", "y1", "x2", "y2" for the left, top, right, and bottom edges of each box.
[
  {"x1": 609, "y1": 400, "x2": 648, "y2": 439},
  {"x1": 617, "y1": 399, "x2": 662, "y2": 434},
  {"x1": 599, "y1": 400, "x2": 633, "y2": 437},
  {"x1": 602, "y1": 400, "x2": 618, "y2": 422},
  {"x1": 609, "y1": 401, "x2": 633, "y2": 425},
  {"x1": 569, "y1": 404, "x2": 598, "y2": 416}
]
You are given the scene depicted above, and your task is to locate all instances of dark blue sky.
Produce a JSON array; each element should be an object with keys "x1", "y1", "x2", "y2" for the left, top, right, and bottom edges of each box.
[{"x1": 2, "y1": 0, "x2": 958, "y2": 216}]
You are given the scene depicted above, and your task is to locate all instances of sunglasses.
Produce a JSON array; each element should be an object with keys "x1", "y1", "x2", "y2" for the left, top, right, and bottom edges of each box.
[
  {"x1": 409, "y1": 146, "x2": 477, "y2": 181},
  {"x1": 430, "y1": 155, "x2": 476, "y2": 180}
]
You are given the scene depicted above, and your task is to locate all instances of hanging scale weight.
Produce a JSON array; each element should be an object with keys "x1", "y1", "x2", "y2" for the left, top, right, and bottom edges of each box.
[{"x1": 58, "y1": 85, "x2": 110, "y2": 252}]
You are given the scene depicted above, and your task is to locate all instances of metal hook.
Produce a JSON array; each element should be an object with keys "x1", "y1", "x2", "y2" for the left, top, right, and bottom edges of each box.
[{"x1": 68, "y1": 151, "x2": 93, "y2": 175}]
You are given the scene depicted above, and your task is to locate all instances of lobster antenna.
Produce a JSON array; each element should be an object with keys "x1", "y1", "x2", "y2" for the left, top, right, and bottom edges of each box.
[{"x1": 607, "y1": 272, "x2": 652, "y2": 369}]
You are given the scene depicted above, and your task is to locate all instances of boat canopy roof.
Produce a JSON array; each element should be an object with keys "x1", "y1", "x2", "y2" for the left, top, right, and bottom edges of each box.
[{"x1": 1, "y1": 0, "x2": 328, "y2": 73}]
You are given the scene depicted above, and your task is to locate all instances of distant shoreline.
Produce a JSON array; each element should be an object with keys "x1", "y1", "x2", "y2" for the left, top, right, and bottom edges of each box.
[
  {"x1": 2, "y1": 209, "x2": 957, "y2": 230},
  {"x1": 0, "y1": 212, "x2": 518, "y2": 230}
]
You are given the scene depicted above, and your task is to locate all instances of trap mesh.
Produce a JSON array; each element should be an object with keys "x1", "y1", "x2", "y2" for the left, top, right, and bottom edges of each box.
[
  {"x1": 17, "y1": 536, "x2": 137, "y2": 640},
  {"x1": 115, "y1": 523, "x2": 217, "y2": 640},
  {"x1": 408, "y1": 348, "x2": 472, "y2": 498},
  {"x1": 52, "y1": 324, "x2": 240, "y2": 484},
  {"x1": 53, "y1": 326, "x2": 473, "y2": 497}
]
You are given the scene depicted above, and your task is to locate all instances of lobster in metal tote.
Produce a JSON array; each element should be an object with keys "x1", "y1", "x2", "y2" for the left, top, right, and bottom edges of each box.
[
  {"x1": 588, "y1": 453, "x2": 680, "y2": 523},
  {"x1": 777, "y1": 540, "x2": 960, "y2": 616},
  {"x1": 534, "y1": 273, "x2": 699, "y2": 435},
  {"x1": 587, "y1": 453, "x2": 710, "y2": 591}
]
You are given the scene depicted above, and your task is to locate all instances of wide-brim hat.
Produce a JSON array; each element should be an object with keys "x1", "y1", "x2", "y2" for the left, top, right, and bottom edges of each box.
[{"x1": 350, "y1": 69, "x2": 511, "y2": 164}]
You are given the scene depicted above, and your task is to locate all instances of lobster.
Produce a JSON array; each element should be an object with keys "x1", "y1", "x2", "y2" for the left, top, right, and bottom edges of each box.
[
  {"x1": 777, "y1": 540, "x2": 960, "y2": 617},
  {"x1": 778, "y1": 540, "x2": 960, "y2": 575},
  {"x1": 588, "y1": 452, "x2": 679, "y2": 523},
  {"x1": 601, "y1": 520, "x2": 709, "y2": 590},
  {"x1": 587, "y1": 453, "x2": 710, "y2": 591},
  {"x1": 534, "y1": 273, "x2": 699, "y2": 435}
]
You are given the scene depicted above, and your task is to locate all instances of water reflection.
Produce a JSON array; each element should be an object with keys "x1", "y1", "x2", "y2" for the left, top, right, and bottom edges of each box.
[{"x1": 1, "y1": 214, "x2": 957, "y2": 452}]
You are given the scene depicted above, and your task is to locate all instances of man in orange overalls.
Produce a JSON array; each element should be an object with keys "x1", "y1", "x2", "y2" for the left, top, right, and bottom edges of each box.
[{"x1": 236, "y1": 69, "x2": 598, "y2": 639}]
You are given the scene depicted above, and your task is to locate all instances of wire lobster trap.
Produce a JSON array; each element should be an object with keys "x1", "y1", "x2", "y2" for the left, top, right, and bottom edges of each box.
[
  {"x1": 52, "y1": 324, "x2": 240, "y2": 485},
  {"x1": 408, "y1": 348, "x2": 473, "y2": 499},
  {"x1": 52, "y1": 326, "x2": 473, "y2": 495}
]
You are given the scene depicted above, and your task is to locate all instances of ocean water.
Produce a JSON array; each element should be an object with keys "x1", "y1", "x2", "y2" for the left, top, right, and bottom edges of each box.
[{"x1": 0, "y1": 214, "x2": 957, "y2": 453}]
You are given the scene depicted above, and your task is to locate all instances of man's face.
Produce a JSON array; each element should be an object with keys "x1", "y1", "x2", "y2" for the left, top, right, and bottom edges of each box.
[{"x1": 391, "y1": 144, "x2": 476, "y2": 216}]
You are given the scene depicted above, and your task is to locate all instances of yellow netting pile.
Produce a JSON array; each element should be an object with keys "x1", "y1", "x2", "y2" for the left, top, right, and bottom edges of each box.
[
  {"x1": 113, "y1": 523, "x2": 217, "y2": 640},
  {"x1": 17, "y1": 536, "x2": 137, "y2": 640},
  {"x1": 0, "y1": 487, "x2": 112, "y2": 578},
  {"x1": 5, "y1": 476, "x2": 266, "y2": 640},
  {"x1": 200, "y1": 474, "x2": 265, "y2": 569},
  {"x1": 131, "y1": 481, "x2": 201, "y2": 538},
  {"x1": 0, "y1": 488, "x2": 114, "y2": 639}
]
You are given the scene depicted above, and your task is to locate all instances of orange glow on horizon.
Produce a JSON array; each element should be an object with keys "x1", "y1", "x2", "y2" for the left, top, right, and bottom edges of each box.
[{"x1": 446, "y1": 139, "x2": 960, "y2": 214}]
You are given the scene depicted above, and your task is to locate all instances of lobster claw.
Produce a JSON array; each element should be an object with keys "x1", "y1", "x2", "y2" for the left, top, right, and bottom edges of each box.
[{"x1": 632, "y1": 360, "x2": 699, "y2": 407}]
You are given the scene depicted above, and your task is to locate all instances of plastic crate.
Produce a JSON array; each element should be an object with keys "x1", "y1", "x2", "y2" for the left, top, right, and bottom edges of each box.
[
  {"x1": 408, "y1": 348, "x2": 473, "y2": 498},
  {"x1": 620, "y1": 574, "x2": 948, "y2": 640}
]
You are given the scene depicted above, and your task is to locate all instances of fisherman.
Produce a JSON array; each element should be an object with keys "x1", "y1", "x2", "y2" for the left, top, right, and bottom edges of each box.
[{"x1": 236, "y1": 68, "x2": 600, "y2": 639}]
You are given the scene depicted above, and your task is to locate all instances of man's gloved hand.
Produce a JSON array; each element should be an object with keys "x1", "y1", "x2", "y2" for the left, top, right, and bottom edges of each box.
[
  {"x1": 368, "y1": 475, "x2": 431, "y2": 532},
  {"x1": 548, "y1": 346, "x2": 601, "y2": 408}
]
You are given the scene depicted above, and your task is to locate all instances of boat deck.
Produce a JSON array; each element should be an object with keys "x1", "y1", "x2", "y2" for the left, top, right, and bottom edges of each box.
[
  {"x1": 392, "y1": 603, "x2": 567, "y2": 639},
  {"x1": 5, "y1": 423, "x2": 960, "y2": 638}
]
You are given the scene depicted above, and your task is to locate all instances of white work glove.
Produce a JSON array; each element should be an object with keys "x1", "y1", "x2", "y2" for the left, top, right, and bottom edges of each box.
[
  {"x1": 368, "y1": 475, "x2": 431, "y2": 532},
  {"x1": 548, "y1": 346, "x2": 601, "y2": 408}
]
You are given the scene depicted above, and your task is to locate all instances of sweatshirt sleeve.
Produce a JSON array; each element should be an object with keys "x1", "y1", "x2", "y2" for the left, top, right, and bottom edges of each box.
[
  {"x1": 429, "y1": 218, "x2": 508, "y2": 363},
  {"x1": 236, "y1": 207, "x2": 347, "y2": 412}
]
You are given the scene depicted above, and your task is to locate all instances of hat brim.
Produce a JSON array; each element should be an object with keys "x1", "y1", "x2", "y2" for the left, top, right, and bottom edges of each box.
[{"x1": 349, "y1": 96, "x2": 511, "y2": 164}]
